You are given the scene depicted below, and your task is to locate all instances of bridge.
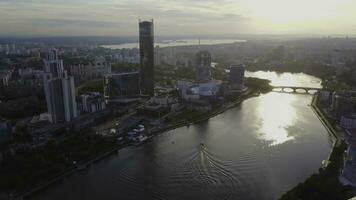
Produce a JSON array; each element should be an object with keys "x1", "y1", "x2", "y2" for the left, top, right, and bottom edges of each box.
[{"x1": 272, "y1": 86, "x2": 322, "y2": 94}]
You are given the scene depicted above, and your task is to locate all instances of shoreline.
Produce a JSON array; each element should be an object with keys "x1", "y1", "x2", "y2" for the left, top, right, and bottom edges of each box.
[
  {"x1": 310, "y1": 93, "x2": 344, "y2": 161},
  {"x1": 16, "y1": 91, "x2": 261, "y2": 199},
  {"x1": 279, "y1": 92, "x2": 351, "y2": 199},
  {"x1": 18, "y1": 91, "x2": 341, "y2": 200}
]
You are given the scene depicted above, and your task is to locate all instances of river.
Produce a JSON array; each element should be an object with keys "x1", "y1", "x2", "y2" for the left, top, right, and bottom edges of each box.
[
  {"x1": 29, "y1": 72, "x2": 331, "y2": 200},
  {"x1": 101, "y1": 39, "x2": 246, "y2": 49}
]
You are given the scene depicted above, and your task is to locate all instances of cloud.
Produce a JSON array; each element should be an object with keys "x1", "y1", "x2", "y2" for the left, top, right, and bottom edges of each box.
[
  {"x1": 30, "y1": 19, "x2": 117, "y2": 28},
  {"x1": 0, "y1": 0, "x2": 355, "y2": 36}
]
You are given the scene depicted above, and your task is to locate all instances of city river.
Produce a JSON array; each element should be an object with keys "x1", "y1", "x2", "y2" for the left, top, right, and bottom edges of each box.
[{"x1": 29, "y1": 72, "x2": 332, "y2": 200}]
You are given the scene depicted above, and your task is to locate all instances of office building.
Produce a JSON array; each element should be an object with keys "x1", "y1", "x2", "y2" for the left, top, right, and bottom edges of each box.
[
  {"x1": 43, "y1": 49, "x2": 77, "y2": 123},
  {"x1": 104, "y1": 72, "x2": 140, "y2": 99},
  {"x1": 195, "y1": 51, "x2": 212, "y2": 83},
  {"x1": 229, "y1": 64, "x2": 245, "y2": 90},
  {"x1": 139, "y1": 20, "x2": 155, "y2": 96},
  {"x1": 43, "y1": 49, "x2": 64, "y2": 78}
]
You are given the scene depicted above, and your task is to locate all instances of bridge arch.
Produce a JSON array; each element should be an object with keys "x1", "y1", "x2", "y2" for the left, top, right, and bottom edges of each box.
[{"x1": 272, "y1": 86, "x2": 321, "y2": 94}]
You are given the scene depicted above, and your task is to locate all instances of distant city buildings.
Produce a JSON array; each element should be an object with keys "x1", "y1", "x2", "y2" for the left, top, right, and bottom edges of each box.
[
  {"x1": 104, "y1": 72, "x2": 140, "y2": 99},
  {"x1": 43, "y1": 49, "x2": 78, "y2": 123},
  {"x1": 18, "y1": 68, "x2": 44, "y2": 79},
  {"x1": 139, "y1": 20, "x2": 155, "y2": 96},
  {"x1": 195, "y1": 51, "x2": 212, "y2": 83},
  {"x1": 67, "y1": 57, "x2": 111, "y2": 81},
  {"x1": 77, "y1": 92, "x2": 106, "y2": 114}
]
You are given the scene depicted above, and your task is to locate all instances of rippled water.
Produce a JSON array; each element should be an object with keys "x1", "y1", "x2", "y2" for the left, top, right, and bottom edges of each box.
[
  {"x1": 29, "y1": 73, "x2": 331, "y2": 200},
  {"x1": 245, "y1": 71, "x2": 322, "y2": 88}
]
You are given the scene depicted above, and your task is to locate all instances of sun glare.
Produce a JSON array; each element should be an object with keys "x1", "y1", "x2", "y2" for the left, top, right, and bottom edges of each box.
[{"x1": 240, "y1": 0, "x2": 350, "y2": 25}]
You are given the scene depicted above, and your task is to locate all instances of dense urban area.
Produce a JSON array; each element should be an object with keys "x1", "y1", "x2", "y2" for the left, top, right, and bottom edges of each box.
[{"x1": 2, "y1": 24, "x2": 356, "y2": 199}]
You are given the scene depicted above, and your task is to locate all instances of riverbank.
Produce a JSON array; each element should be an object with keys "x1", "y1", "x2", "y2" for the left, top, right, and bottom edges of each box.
[
  {"x1": 14, "y1": 90, "x2": 262, "y2": 199},
  {"x1": 152, "y1": 90, "x2": 260, "y2": 135},
  {"x1": 279, "y1": 93, "x2": 353, "y2": 200}
]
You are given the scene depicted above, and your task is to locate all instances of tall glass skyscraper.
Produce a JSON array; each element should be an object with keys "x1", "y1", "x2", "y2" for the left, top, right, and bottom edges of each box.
[{"x1": 139, "y1": 20, "x2": 154, "y2": 96}]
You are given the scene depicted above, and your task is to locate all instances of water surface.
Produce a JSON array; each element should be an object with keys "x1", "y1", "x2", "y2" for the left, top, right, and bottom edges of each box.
[
  {"x1": 102, "y1": 39, "x2": 246, "y2": 49},
  {"x1": 246, "y1": 71, "x2": 322, "y2": 88},
  {"x1": 29, "y1": 73, "x2": 331, "y2": 200}
]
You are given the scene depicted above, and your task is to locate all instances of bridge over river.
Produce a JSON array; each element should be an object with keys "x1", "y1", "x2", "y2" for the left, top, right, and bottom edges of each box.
[{"x1": 272, "y1": 86, "x2": 322, "y2": 94}]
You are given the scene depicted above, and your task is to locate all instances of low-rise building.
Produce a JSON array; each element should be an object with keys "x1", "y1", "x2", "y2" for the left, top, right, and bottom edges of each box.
[
  {"x1": 341, "y1": 114, "x2": 356, "y2": 130},
  {"x1": 104, "y1": 72, "x2": 140, "y2": 100},
  {"x1": 319, "y1": 90, "x2": 332, "y2": 105},
  {"x1": 138, "y1": 96, "x2": 178, "y2": 117},
  {"x1": 177, "y1": 80, "x2": 223, "y2": 111},
  {"x1": 77, "y1": 92, "x2": 106, "y2": 114},
  {"x1": 331, "y1": 90, "x2": 356, "y2": 120},
  {"x1": 178, "y1": 80, "x2": 222, "y2": 102},
  {"x1": 340, "y1": 145, "x2": 356, "y2": 187}
]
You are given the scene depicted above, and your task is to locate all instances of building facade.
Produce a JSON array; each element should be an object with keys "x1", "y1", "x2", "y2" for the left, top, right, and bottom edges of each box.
[
  {"x1": 229, "y1": 64, "x2": 245, "y2": 90},
  {"x1": 331, "y1": 91, "x2": 356, "y2": 120},
  {"x1": 43, "y1": 49, "x2": 77, "y2": 123},
  {"x1": 139, "y1": 20, "x2": 155, "y2": 96},
  {"x1": 341, "y1": 114, "x2": 356, "y2": 130},
  {"x1": 195, "y1": 51, "x2": 212, "y2": 83},
  {"x1": 104, "y1": 72, "x2": 140, "y2": 99},
  {"x1": 67, "y1": 57, "x2": 111, "y2": 81},
  {"x1": 0, "y1": 119, "x2": 11, "y2": 145},
  {"x1": 43, "y1": 49, "x2": 64, "y2": 78},
  {"x1": 78, "y1": 92, "x2": 106, "y2": 113}
]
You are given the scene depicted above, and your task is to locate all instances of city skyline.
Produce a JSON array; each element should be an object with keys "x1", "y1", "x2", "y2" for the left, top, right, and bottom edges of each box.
[{"x1": 1, "y1": 0, "x2": 356, "y2": 36}]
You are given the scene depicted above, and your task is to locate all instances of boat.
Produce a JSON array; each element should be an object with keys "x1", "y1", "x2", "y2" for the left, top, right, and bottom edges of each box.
[{"x1": 134, "y1": 135, "x2": 153, "y2": 146}]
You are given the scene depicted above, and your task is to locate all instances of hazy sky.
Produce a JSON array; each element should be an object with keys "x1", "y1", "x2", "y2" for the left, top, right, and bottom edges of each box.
[{"x1": 1, "y1": 0, "x2": 356, "y2": 36}]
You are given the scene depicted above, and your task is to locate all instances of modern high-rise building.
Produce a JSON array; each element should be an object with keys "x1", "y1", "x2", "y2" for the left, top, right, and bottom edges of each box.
[
  {"x1": 43, "y1": 49, "x2": 64, "y2": 78},
  {"x1": 229, "y1": 64, "x2": 245, "y2": 90},
  {"x1": 43, "y1": 49, "x2": 77, "y2": 123},
  {"x1": 195, "y1": 51, "x2": 212, "y2": 83},
  {"x1": 139, "y1": 20, "x2": 154, "y2": 96}
]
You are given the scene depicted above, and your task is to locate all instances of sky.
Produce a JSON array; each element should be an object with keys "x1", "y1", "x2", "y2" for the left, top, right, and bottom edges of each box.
[{"x1": 1, "y1": 0, "x2": 356, "y2": 36}]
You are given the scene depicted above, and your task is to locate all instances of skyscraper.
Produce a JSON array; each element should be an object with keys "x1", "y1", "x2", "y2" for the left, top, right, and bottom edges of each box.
[
  {"x1": 43, "y1": 49, "x2": 77, "y2": 123},
  {"x1": 139, "y1": 20, "x2": 154, "y2": 96},
  {"x1": 229, "y1": 64, "x2": 245, "y2": 90},
  {"x1": 43, "y1": 49, "x2": 64, "y2": 78},
  {"x1": 195, "y1": 51, "x2": 212, "y2": 83}
]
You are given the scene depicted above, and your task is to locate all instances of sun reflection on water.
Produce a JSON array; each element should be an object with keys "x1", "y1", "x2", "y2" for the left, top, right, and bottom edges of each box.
[
  {"x1": 246, "y1": 71, "x2": 321, "y2": 88},
  {"x1": 257, "y1": 93, "x2": 297, "y2": 146}
]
